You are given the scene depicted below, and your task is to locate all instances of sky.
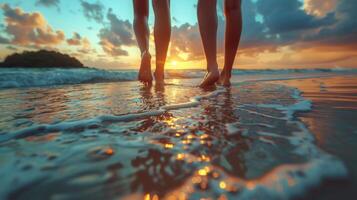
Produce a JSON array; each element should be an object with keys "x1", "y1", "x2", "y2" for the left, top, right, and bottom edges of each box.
[{"x1": 0, "y1": 0, "x2": 356, "y2": 69}]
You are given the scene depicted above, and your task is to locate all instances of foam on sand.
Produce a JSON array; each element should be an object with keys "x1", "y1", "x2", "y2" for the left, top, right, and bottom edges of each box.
[
  {"x1": 163, "y1": 84, "x2": 347, "y2": 199},
  {"x1": 0, "y1": 81, "x2": 348, "y2": 200},
  {"x1": 0, "y1": 88, "x2": 226, "y2": 143}
]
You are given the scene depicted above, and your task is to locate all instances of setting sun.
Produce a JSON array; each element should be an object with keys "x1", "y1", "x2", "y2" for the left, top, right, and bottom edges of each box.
[{"x1": 171, "y1": 61, "x2": 178, "y2": 67}]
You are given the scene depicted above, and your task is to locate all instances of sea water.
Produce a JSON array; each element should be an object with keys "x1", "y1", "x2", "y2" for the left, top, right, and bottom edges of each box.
[{"x1": 0, "y1": 68, "x2": 356, "y2": 199}]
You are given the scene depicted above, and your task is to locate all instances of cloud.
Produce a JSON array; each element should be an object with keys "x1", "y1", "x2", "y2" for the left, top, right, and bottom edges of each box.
[
  {"x1": 304, "y1": 0, "x2": 338, "y2": 17},
  {"x1": 0, "y1": 35, "x2": 10, "y2": 44},
  {"x1": 170, "y1": 23, "x2": 202, "y2": 61},
  {"x1": 80, "y1": 0, "x2": 104, "y2": 23},
  {"x1": 305, "y1": 0, "x2": 357, "y2": 46},
  {"x1": 172, "y1": 17, "x2": 179, "y2": 23},
  {"x1": 35, "y1": 0, "x2": 60, "y2": 9},
  {"x1": 67, "y1": 32, "x2": 82, "y2": 45},
  {"x1": 66, "y1": 32, "x2": 93, "y2": 54},
  {"x1": 248, "y1": 0, "x2": 357, "y2": 48},
  {"x1": 168, "y1": 0, "x2": 279, "y2": 62},
  {"x1": 1, "y1": 4, "x2": 65, "y2": 46},
  {"x1": 78, "y1": 38, "x2": 93, "y2": 54},
  {"x1": 256, "y1": 0, "x2": 336, "y2": 34},
  {"x1": 167, "y1": 0, "x2": 357, "y2": 68},
  {"x1": 98, "y1": 9, "x2": 135, "y2": 56},
  {"x1": 239, "y1": 0, "x2": 357, "y2": 67}
]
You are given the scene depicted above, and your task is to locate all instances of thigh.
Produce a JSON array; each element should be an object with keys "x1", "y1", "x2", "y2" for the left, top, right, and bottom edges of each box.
[
  {"x1": 133, "y1": 0, "x2": 149, "y2": 16},
  {"x1": 224, "y1": 0, "x2": 241, "y2": 14}
]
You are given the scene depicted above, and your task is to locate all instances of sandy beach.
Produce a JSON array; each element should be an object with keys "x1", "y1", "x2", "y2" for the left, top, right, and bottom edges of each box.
[{"x1": 0, "y1": 69, "x2": 356, "y2": 200}]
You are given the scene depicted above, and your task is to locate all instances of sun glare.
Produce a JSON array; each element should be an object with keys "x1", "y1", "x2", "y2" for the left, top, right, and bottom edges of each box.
[{"x1": 171, "y1": 61, "x2": 178, "y2": 67}]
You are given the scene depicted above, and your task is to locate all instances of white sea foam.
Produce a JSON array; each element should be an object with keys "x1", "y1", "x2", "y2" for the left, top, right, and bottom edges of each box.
[
  {"x1": 0, "y1": 80, "x2": 349, "y2": 200},
  {"x1": 170, "y1": 155, "x2": 346, "y2": 200},
  {"x1": 256, "y1": 89, "x2": 312, "y2": 120},
  {"x1": 236, "y1": 155, "x2": 347, "y2": 200},
  {"x1": 0, "y1": 88, "x2": 226, "y2": 143},
  {"x1": 251, "y1": 92, "x2": 346, "y2": 197},
  {"x1": 258, "y1": 137, "x2": 277, "y2": 146},
  {"x1": 225, "y1": 123, "x2": 241, "y2": 135},
  {"x1": 208, "y1": 84, "x2": 347, "y2": 200},
  {"x1": 0, "y1": 110, "x2": 165, "y2": 142},
  {"x1": 236, "y1": 107, "x2": 284, "y2": 120}
]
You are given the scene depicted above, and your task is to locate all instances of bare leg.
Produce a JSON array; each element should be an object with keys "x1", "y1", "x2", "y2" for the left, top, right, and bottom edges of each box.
[
  {"x1": 220, "y1": 0, "x2": 242, "y2": 87},
  {"x1": 197, "y1": 0, "x2": 220, "y2": 87},
  {"x1": 133, "y1": 0, "x2": 152, "y2": 85},
  {"x1": 153, "y1": 0, "x2": 171, "y2": 85}
]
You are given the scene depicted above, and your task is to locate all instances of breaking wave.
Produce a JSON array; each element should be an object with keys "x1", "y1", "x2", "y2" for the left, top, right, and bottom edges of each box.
[{"x1": 0, "y1": 67, "x2": 356, "y2": 89}]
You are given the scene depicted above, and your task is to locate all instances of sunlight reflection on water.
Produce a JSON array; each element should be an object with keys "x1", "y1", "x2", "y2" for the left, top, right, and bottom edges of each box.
[{"x1": 0, "y1": 74, "x2": 355, "y2": 199}]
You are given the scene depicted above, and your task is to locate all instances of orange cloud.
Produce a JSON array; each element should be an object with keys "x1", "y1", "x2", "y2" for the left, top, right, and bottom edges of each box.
[
  {"x1": 67, "y1": 32, "x2": 82, "y2": 46},
  {"x1": 1, "y1": 4, "x2": 65, "y2": 46},
  {"x1": 66, "y1": 32, "x2": 93, "y2": 54},
  {"x1": 304, "y1": 0, "x2": 338, "y2": 17},
  {"x1": 78, "y1": 38, "x2": 93, "y2": 54}
]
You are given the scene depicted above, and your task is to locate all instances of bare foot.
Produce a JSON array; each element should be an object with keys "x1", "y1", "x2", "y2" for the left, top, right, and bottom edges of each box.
[
  {"x1": 138, "y1": 51, "x2": 153, "y2": 85},
  {"x1": 219, "y1": 69, "x2": 232, "y2": 87},
  {"x1": 199, "y1": 68, "x2": 220, "y2": 88},
  {"x1": 154, "y1": 70, "x2": 165, "y2": 85}
]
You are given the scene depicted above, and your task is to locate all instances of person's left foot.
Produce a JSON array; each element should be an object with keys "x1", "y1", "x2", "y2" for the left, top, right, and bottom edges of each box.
[
  {"x1": 199, "y1": 68, "x2": 220, "y2": 88},
  {"x1": 138, "y1": 51, "x2": 153, "y2": 86},
  {"x1": 219, "y1": 69, "x2": 232, "y2": 87}
]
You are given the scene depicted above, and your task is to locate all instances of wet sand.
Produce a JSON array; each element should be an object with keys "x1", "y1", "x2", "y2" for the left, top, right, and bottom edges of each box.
[
  {"x1": 0, "y1": 73, "x2": 356, "y2": 199},
  {"x1": 271, "y1": 76, "x2": 357, "y2": 200}
]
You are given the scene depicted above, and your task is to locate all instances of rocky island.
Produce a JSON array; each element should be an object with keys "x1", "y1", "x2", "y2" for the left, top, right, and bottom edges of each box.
[{"x1": 0, "y1": 50, "x2": 85, "y2": 68}]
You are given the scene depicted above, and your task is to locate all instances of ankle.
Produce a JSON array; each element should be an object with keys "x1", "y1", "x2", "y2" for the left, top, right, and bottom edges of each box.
[
  {"x1": 208, "y1": 67, "x2": 219, "y2": 74},
  {"x1": 154, "y1": 70, "x2": 164, "y2": 78},
  {"x1": 207, "y1": 62, "x2": 218, "y2": 72},
  {"x1": 222, "y1": 68, "x2": 232, "y2": 77}
]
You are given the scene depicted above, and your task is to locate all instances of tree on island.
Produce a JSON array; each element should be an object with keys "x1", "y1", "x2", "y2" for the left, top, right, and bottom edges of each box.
[{"x1": 0, "y1": 50, "x2": 85, "y2": 68}]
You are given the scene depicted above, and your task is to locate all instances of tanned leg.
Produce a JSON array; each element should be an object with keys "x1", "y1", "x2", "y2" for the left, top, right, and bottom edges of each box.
[
  {"x1": 133, "y1": 0, "x2": 153, "y2": 85},
  {"x1": 197, "y1": 0, "x2": 220, "y2": 87},
  {"x1": 220, "y1": 0, "x2": 242, "y2": 87},
  {"x1": 152, "y1": 0, "x2": 171, "y2": 85}
]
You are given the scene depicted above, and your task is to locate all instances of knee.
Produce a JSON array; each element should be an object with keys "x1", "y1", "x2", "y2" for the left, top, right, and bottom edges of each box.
[
  {"x1": 134, "y1": 8, "x2": 148, "y2": 21},
  {"x1": 134, "y1": 14, "x2": 148, "y2": 23},
  {"x1": 225, "y1": 0, "x2": 241, "y2": 14}
]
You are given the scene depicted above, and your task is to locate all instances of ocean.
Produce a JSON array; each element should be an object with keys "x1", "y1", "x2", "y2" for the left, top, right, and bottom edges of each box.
[{"x1": 0, "y1": 68, "x2": 356, "y2": 200}]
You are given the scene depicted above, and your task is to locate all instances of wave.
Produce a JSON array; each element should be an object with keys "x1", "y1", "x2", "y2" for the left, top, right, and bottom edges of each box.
[
  {"x1": 0, "y1": 67, "x2": 356, "y2": 89},
  {"x1": 0, "y1": 68, "x2": 137, "y2": 89}
]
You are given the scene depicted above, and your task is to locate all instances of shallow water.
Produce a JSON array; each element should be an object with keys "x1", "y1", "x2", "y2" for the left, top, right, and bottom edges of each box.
[
  {"x1": 0, "y1": 72, "x2": 355, "y2": 200},
  {"x1": 272, "y1": 76, "x2": 357, "y2": 199}
]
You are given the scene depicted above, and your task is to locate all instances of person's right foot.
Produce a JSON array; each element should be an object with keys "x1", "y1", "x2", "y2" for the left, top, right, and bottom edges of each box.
[
  {"x1": 199, "y1": 68, "x2": 220, "y2": 88},
  {"x1": 138, "y1": 51, "x2": 153, "y2": 85}
]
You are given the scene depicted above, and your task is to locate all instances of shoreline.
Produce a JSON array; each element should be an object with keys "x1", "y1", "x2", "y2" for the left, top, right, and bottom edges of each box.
[
  {"x1": 0, "y1": 73, "x2": 356, "y2": 199},
  {"x1": 271, "y1": 76, "x2": 357, "y2": 200},
  {"x1": 0, "y1": 67, "x2": 356, "y2": 89}
]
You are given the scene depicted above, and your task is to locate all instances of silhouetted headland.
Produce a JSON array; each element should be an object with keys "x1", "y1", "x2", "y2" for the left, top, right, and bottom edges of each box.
[{"x1": 0, "y1": 50, "x2": 85, "y2": 68}]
